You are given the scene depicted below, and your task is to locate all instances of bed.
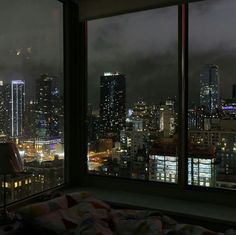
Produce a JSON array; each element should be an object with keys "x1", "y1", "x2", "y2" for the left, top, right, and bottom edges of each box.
[{"x1": 14, "y1": 192, "x2": 235, "y2": 235}]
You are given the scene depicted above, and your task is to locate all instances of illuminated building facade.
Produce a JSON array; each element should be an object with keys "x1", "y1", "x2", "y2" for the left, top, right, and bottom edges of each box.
[
  {"x1": 159, "y1": 99, "x2": 176, "y2": 137},
  {"x1": 189, "y1": 128, "x2": 236, "y2": 188},
  {"x1": 11, "y1": 80, "x2": 25, "y2": 138},
  {"x1": 188, "y1": 107, "x2": 197, "y2": 130},
  {"x1": 149, "y1": 139, "x2": 178, "y2": 183},
  {"x1": 36, "y1": 74, "x2": 62, "y2": 139},
  {"x1": 222, "y1": 99, "x2": 236, "y2": 118},
  {"x1": 131, "y1": 101, "x2": 158, "y2": 132},
  {"x1": 200, "y1": 65, "x2": 220, "y2": 113},
  {"x1": 149, "y1": 139, "x2": 216, "y2": 186},
  {"x1": 0, "y1": 81, "x2": 5, "y2": 135},
  {"x1": 131, "y1": 101, "x2": 149, "y2": 131},
  {"x1": 188, "y1": 146, "x2": 216, "y2": 187},
  {"x1": 100, "y1": 72, "x2": 126, "y2": 139},
  {"x1": 0, "y1": 173, "x2": 33, "y2": 202}
]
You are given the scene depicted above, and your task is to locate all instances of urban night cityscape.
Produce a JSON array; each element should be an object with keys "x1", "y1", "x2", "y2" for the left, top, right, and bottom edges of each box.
[
  {"x1": 0, "y1": 0, "x2": 64, "y2": 204},
  {"x1": 1, "y1": 0, "x2": 236, "y2": 206},
  {"x1": 87, "y1": 0, "x2": 236, "y2": 189}
]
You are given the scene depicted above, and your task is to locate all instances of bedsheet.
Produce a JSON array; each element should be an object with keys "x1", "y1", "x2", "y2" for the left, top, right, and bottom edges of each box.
[{"x1": 16, "y1": 192, "x2": 234, "y2": 235}]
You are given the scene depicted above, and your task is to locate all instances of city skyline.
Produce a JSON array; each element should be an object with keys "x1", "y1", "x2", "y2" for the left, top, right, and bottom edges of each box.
[
  {"x1": 88, "y1": 0, "x2": 236, "y2": 107},
  {"x1": 1, "y1": 1, "x2": 235, "y2": 104},
  {"x1": 0, "y1": 0, "x2": 64, "y2": 205}
]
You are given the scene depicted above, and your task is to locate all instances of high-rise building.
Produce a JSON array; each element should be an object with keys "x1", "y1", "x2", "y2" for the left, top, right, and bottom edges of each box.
[
  {"x1": 159, "y1": 99, "x2": 176, "y2": 137},
  {"x1": 131, "y1": 100, "x2": 150, "y2": 131},
  {"x1": 0, "y1": 81, "x2": 5, "y2": 135},
  {"x1": 200, "y1": 65, "x2": 220, "y2": 113},
  {"x1": 132, "y1": 101, "x2": 148, "y2": 118},
  {"x1": 36, "y1": 74, "x2": 62, "y2": 139},
  {"x1": 24, "y1": 100, "x2": 37, "y2": 139},
  {"x1": 10, "y1": 80, "x2": 25, "y2": 138},
  {"x1": 100, "y1": 72, "x2": 126, "y2": 139}
]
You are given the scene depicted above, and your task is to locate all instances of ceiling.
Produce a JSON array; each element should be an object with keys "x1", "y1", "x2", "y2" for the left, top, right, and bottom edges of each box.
[{"x1": 77, "y1": 0, "x2": 179, "y2": 21}]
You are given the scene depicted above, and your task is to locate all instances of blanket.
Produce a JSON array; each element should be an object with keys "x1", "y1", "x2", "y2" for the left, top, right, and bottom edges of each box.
[{"x1": 16, "y1": 192, "x2": 232, "y2": 235}]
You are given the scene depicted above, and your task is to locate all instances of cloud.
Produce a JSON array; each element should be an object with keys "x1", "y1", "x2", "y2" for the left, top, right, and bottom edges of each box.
[
  {"x1": 0, "y1": 0, "x2": 63, "y2": 98},
  {"x1": 189, "y1": 0, "x2": 236, "y2": 53},
  {"x1": 88, "y1": 50, "x2": 178, "y2": 106},
  {"x1": 88, "y1": 0, "x2": 236, "y2": 108},
  {"x1": 1, "y1": 0, "x2": 236, "y2": 105}
]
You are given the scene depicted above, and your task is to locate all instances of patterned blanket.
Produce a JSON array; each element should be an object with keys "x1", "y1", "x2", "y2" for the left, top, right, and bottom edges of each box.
[{"x1": 16, "y1": 192, "x2": 233, "y2": 235}]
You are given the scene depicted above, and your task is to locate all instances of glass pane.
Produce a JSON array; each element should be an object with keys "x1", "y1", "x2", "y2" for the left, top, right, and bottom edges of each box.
[
  {"x1": 189, "y1": 0, "x2": 236, "y2": 189},
  {"x1": 88, "y1": 6, "x2": 178, "y2": 182},
  {"x1": 0, "y1": 0, "x2": 64, "y2": 204}
]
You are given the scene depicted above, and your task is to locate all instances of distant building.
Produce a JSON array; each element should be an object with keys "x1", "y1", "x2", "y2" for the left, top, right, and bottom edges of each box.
[
  {"x1": 24, "y1": 158, "x2": 64, "y2": 192},
  {"x1": 200, "y1": 64, "x2": 220, "y2": 113},
  {"x1": 159, "y1": 99, "x2": 176, "y2": 137},
  {"x1": 196, "y1": 106, "x2": 209, "y2": 130},
  {"x1": 130, "y1": 101, "x2": 159, "y2": 132},
  {"x1": 131, "y1": 147, "x2": 149, "y2": 180},
  {"x1": 6, "y1": 80, "x2": 25, "y2": 138},
  {"x1": 36, "y1": 74, "x2": 62, "y2": 140},
  {"x1": 0, "y1": 173, "x2": 33, "y2": 203},
  {"x1": 148, "y1": 104, "x2": 159, "y2": 132},
  {"x1": 88, "y1": 114, "x2": 100, "y2": 148},
  {"x1": 100, "y1": 72, "x2": 126, "y2": 140},
  {"x1": 131, "y1": 100, "x2": 149, "y2": 130},
  {"x1": 188, "y1": 145, "x2": 216, "y2": 187},
  {"x1": 0, "y1": 81, "x2": 6, "y2": 135},
  {"x1": 24, "y1": 100, "x2": 37, "y2": 139},
  {"x1": 149, "y1": 138, "x2": 216, "y2": 187},
  {"x1": 149, "y1": 138, "x2": 178, "y2": 183},
  {"x1": 188, "y1": 106, "x2": 197, "y2": 130},
  {"x1": 221, "y1": 99, "x2": 236, "y2": 118},
  {"x1": 189, "y1": 128, "x2": 236, "y2": 188}
]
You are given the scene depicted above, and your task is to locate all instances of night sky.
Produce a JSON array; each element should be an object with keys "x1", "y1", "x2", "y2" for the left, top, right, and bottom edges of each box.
[
  {"x1": 88, "y1": 0, "x2": 236, "y2": 108},
  {"x1": 0, "y1": 0, "x2": 63, "y2": 100},
  {"x1": 0, "y1": 0, "x2": 236, "y2": 105}
]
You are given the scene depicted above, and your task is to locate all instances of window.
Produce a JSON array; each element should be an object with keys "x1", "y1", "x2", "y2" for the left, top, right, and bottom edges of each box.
[
  {"x1": 72, "y1": 0, "x2": 236, "y2": 208},
  {"x1": 189, "y1": 0, "x2": 236, "y2": 190},
  {"x1": 0, "y1": 0, "x2": 64, "y2": 205},
  {"x1": 87, "y1": 6, "x2": 178, "y2": 182}
]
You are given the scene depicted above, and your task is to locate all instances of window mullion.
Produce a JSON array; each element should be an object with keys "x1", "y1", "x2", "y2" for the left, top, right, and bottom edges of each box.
[{"x1": 178, "y1": 1, "x2": 188, "y2": 188}]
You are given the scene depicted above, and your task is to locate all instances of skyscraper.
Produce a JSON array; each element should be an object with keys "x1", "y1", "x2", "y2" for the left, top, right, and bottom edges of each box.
[
  {"x1": 159, "y1": 99, "x2": 176, "y2": 137},
  {"x1": 36, "y1": 74, "x2": 62, "y2": 139},
  {"x1": 0, "y1": 81, "x2": 5, "y2": 135},
  {"x1": 100, "y1": 72, "x2": 126, "y2": 139},
  {"x1": 10, "y1": 80, "x2": 25, "y2": 138},
  {"x1": 200, "y1": 65, "x2": 220, "y2": 113}
]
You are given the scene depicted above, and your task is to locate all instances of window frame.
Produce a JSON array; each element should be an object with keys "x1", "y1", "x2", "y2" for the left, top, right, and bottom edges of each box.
[{"x1": 67, "y1": 0, "x2": 236, "y2": 208}]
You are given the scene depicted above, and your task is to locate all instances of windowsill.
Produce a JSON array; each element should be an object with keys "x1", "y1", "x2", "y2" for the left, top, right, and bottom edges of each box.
[{"x1": 65, "y1": 186, "x2": 236, "y2": 230}]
